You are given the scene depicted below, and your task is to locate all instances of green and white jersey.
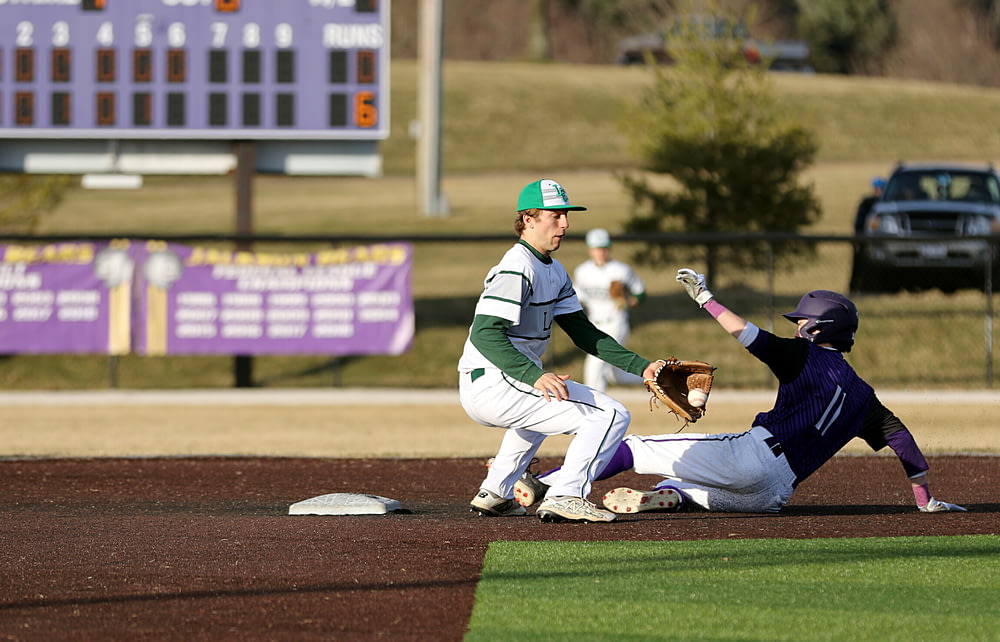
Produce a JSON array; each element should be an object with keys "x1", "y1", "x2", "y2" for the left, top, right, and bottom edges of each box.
[{"x1": 459, "y1": 240, "x2": 582, "y2": 373}]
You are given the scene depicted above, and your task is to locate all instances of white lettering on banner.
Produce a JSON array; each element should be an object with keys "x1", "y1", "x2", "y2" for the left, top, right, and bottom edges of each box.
[
  {"x1": 220, "y1": 308, "x2": 264, "y2": 323},
  {"x1": 176, "y1": 324, "x2": 217, "y2": 339},
  {"x1": 12, "y1": 290, "x2": 54, "y2": 305},
  {"x1": 312, "y1": 293, "x2": 355, "y2": 306},
  {"x1": 358, "y1": 308, "x2": 399, "y2": 323},
  {"x1": 268, "y1": 292, "x2": 308, "y2": 307},
  {"x1": 58, "y1": 306, "x2": 99, "y2": 322},
  {"x1": 213, "y1": 264, "x2": 376, "y2": 291},
  {"x1": 177, "y1": 292, "x2": 217, "y2": 307},
  {"x1": 358, "y1": 291, "x2": 400, "y2": 306},
  {"x1": 268, "y1": 324, "x2": 308, "y2": 338},
  {"x1": 0, "y1": 309, "x2": 5, "y2": 321},
  {"x1": 238, "y1": 276, "x2": 354, "y2": 291},
  {"x1": 0, "y1": 264, "x2": 42, "y2": 290},
  {"x1": 313, "y1": 323, "x2": 354, "y2": 338},
  {"x1": 222, "y1": 292, "x2": 263, "y2": 307},
  {"x1": 0, "y1": 293, "x2": 5, "y2": 305},
  {"x1": 175, "y1": 308, "x2": 218, "y2": 322},
  {"x1": 12, "y1": 307, "x2": 52, "y2": 322},
  {"x1": 222, "y1": 324, "x2": 263, "y2": 339},
  {"x1": 267, "y1": 308, "x2": 309, "y2": 322},
  {"x1": 57, "y1": 290, "x2": 100, "y2": 305},
  {"x1": 313, "y1": 308, "x2": 353, "y2": 321}
]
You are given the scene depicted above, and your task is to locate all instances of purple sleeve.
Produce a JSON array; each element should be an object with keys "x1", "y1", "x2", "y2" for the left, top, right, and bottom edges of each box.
[{"x1": 885, "y1": 428, "x2": 929, "y2": 478}]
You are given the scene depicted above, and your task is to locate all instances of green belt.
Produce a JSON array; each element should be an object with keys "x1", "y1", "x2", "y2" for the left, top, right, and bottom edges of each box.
[{"x1": 470, "y1": 368, "x2": 485, "y2": 382}]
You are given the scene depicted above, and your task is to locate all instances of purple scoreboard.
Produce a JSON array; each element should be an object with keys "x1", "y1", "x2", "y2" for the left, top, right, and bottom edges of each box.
[{"x1": 0, "y1": 0, "x2": 390, "y2": 175}]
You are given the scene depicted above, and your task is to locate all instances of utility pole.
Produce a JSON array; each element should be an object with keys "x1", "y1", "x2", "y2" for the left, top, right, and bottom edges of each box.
[{"x1": 417, "y1": 0, "x2": 448, "y2": 216}]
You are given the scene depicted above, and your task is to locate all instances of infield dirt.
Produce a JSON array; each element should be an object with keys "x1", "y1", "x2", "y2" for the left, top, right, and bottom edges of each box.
[{"x1": 1, "y1": 389, "x2": 997, "y2": 641}]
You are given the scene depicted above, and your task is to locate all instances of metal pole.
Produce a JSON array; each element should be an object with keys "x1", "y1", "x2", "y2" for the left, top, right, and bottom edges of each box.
[
  {"x1": 985, "y1": 255, "x2": 994, "y2": 388},
  {"x1": 417, "y1": 0, "x2": 448, "y2": 216},
  {"x1": 233, "y1": 141, "x2": 255, "y2": 388}
]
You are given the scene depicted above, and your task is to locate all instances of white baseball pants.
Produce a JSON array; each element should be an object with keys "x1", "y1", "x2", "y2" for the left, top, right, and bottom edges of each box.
[
  {"x1": 459, "y1": 368, "x2": 630, "y2": 500},
  {"x1": 624, "y1": 426, "x2": 797, "y2": 513}
]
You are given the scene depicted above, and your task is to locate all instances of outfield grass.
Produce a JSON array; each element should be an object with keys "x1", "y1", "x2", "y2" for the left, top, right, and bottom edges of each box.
[
  {"x1": 7, "y1": 62, "x2": 1000, "y2": 389},
  {"x1": 467, "y1": 536, "x2": 1000, "y2": 641}
]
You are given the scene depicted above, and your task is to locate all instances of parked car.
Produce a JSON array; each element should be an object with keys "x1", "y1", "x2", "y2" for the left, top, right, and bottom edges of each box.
[
  {"x1": 616, "y1": 16, "x2": 812, "y2": 71},
  {"x1": 850, "y1": 162, "x2": 1000, "y2": 294}
]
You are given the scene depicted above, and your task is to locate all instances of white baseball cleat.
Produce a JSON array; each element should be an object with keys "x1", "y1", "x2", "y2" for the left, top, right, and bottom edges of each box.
[
  {"x1": 514, "y1": 469, "x2": 549, "y2": 507},
  {"x1": 536, "y1": 497, "x2": 616, "y2": 523},
  {"x1": 470, "y1": 489, "x2": 527, "y2": 517},
  {"x1": 485, "y1": 457, "x2": 550, "y2": 507},
  {"x1": 602, "y1": 487, "x2": 682, "y2": 514}
]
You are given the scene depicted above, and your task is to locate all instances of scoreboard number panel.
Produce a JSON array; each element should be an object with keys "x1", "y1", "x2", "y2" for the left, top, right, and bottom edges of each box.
[{"x1": 0, "y1": 0, "x2": 389, "y2": 141}]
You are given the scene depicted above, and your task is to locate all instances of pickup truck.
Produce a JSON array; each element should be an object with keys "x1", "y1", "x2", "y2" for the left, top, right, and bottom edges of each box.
[{"x1": 850, "y1": 162, "x2": 1000, "y2": 293}]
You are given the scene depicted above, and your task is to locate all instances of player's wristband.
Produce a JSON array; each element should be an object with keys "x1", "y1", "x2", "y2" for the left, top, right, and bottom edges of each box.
[{"x1": 703, "y1": 298, "x2": 726, "y2": 319}]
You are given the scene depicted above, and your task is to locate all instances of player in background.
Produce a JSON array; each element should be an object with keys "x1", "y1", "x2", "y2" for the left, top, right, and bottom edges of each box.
[
  {"x1": 457, "y1": 179, "x2": 667, "y2": 523},
  {"x1": 573, "y1": 228, "x2": 647, "y2": 392},
  {"x1": 517, "y1": 270, "x2": 967, "y2": 515}
]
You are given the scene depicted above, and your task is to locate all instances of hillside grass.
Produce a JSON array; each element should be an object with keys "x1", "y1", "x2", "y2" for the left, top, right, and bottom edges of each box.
[{"x1": 6, "y1": 62, "x2": 1000, "y2": 390}]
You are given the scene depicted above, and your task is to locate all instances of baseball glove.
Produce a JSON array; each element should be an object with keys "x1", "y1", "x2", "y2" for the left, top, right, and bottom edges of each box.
[
  {"x1": 644, "y1": 358, "x2": 717, "y2": 426},
  {"x1": 609, "y1": 280, "x2": 628, "y2": 309}
]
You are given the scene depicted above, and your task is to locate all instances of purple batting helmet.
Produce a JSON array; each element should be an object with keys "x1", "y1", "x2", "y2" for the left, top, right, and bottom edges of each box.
[{"x1": 782, "y1": 290, "x2": 859, "y2": 352}]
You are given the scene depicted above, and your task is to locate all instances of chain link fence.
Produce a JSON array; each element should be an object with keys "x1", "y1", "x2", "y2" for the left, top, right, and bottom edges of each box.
[
  {"x1": 1, "y1": 233, "x2": 997, "y2": 390},
  {"x1": 608, "y1": 234, "x2": 998, "y2": 390}
]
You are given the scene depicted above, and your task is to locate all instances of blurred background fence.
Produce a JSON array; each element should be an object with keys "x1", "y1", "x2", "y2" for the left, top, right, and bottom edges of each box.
[{"x1": 1, "y1": 233, "x2": 996, "y2": 391}]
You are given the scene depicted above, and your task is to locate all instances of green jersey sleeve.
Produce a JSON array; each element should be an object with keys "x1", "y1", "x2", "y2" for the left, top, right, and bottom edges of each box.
[
  {"x1": 469, "y1": 314, "x2": 546, "y2": 385},
  {"x1": 555, "y1": 310, "x2": 652, "y2": 376}
]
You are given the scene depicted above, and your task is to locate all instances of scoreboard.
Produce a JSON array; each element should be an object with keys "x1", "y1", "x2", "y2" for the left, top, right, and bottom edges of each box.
[{"x1": 0, "y1": 0, "x2": 389, "y2": 142}]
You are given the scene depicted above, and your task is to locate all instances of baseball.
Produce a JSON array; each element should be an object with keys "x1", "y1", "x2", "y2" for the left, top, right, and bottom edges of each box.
[{"x1": 688, "y1": 388, "x2": 709, "y2": 408}]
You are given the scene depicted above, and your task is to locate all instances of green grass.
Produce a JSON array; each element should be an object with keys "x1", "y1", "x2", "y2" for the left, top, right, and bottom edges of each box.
[
  {"x1": 7, "y1": 62, "x2": 1000, "y2": 389},
  {"x1": 466, "y1": 536, "x2": 1000, "y2": 641}
]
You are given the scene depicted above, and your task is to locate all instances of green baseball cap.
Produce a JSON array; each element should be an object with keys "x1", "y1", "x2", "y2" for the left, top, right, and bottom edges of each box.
[{"x1": 517, "y1": 179, "x2": 587, "y2": 212}]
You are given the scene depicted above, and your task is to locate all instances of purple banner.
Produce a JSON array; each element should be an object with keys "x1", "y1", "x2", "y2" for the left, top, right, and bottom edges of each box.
[
  {"x1": 133, "y1": 241, "x2": 413, "y2": 356},
  {"x1": 0, "y1": 240, "x2": 413, "y2": 357},
  {"x1": 0, "y1": 241, "x2": 133, "y2": 355}
]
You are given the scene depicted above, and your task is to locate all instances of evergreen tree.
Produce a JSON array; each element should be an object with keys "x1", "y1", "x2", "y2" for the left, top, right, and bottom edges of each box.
[
  {"x1": 619, "y1": 2, "x2": 821, "y2": 282},
  {"x1": 795, "y1": 0, "x2": 896, "y2": 75}
]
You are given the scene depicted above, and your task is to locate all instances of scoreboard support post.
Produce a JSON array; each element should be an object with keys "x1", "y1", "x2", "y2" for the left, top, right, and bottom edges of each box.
[{"x1": 234, "y1": 140, "x2": 255, "y2": 388}]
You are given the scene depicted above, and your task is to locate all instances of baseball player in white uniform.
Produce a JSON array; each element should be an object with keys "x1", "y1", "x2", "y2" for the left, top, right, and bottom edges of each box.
[
  {"x1": 458, "y1": 179, "x2": 667, "y2": 523},
  {"x1": 573, "y1": 228, "x2": 646, "y2": 391}
]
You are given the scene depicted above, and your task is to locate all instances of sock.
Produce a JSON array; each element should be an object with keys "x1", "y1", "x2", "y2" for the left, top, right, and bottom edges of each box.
[
  {"x1": 912, "y1": 483, "x2": 931, "y2": 507},
  {"x1": 596, "y1": 441, "x2": 634, "y2": 480}
]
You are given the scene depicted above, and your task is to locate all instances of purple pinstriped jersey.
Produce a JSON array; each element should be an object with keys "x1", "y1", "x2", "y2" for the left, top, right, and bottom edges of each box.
[{"x1": 747, "y1": 331, "x2": 876, "y2": 485}]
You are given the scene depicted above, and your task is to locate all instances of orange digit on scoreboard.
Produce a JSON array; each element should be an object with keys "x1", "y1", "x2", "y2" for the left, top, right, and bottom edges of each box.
[{"x1": 354, "y1": 91, "x2": 377, "y2": 128}]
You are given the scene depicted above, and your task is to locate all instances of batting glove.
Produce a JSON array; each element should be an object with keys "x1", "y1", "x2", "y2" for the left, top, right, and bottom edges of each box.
[
  {"x1": 919, "y1": 497, "x2": 968, "y2": 513},
  {"x1": 676, "y1": 268, "x2": 714, "y2": 307}
]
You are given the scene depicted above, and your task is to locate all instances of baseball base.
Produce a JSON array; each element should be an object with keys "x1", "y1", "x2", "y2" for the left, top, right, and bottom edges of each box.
[{"x1": 289, "y1": 493, "x2": 403, "y2": 516}]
